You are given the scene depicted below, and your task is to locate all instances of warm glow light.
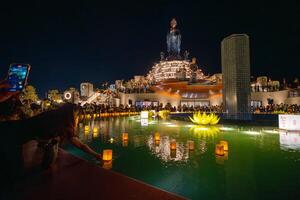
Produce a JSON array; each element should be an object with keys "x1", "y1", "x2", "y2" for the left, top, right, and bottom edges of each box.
[
  {"x1": 109, "y1": 138, "x2": 114, "y2": 143},
  {"x1": 215, "y1": 144, "x2": 224, "y2": 156},
  {"x1": 102, "y1": 149, "x2": 113, "y2": 161},
  {"x1": 84, "y1": 125, "x2": 90, "y2": 131},
  {"x1": 243, "y1": 130, "x2": 260, "y2": 135},
  {"x1": 170, "y1": 139, "x2": 177, "y2": 150},
  {"x1": 219, "y1": 127, "x2": 235, "y2": 131},
  {"x1": 122, "y1": 133, "x2": 128, "y2": 141},
  {"x1": 219, "y1": 140, "x2": 228, "y2": 151},
  {"x1": 167, "y1": 124, "x2": 178, "y2": 127},
  {"x1": 122, "y1": 140, "x2": 128, "y2": 147},
  {"x1": 154, "y1": 133, "x2": 160, "y2": 141},
  {"x1": 263, "y1": 129, "x2": 279, "y2": 134},
  {"x1": 187, "y1": 140, "x2": 195, "y2": 150}
]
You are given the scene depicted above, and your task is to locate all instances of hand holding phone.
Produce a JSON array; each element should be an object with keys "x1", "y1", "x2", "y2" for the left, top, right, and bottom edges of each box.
[
  {"x1": 6, "y1": 63, "x2": 31, "y2": 92},
  {"x1": 0, "y1": 63, "x2": 30, "y2": 103}
]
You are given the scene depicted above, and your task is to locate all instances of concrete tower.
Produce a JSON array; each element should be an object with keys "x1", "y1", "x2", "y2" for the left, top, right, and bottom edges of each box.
[{"x1": 221, "y1": 34, "x2": 251, "y2": 120}]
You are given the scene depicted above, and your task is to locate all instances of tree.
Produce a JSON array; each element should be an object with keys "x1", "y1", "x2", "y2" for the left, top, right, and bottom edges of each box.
[
  {"x1": 22, "y1": 85, "x2": 39, "y2": 103},
  {"x1": 48, "y1": 89, "x2": 61, "y2": 102}
]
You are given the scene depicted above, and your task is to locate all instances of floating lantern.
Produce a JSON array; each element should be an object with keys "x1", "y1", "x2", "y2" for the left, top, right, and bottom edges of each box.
[
  {"x1": 154, "y1": 133, "x2": 160, "y2": 141},
  {"x1": 93, "y1": 114, "x2": 97, "y2": 118},
  {"x1": 102, "y1": 149, "x2": 113, "y2": 161},
  {"x1": 109, "y1": 138, "x2": 114, "y2": 143},
  {"x1": 219, "y1": 140, "x2": 228, "y2": 151},
  {"x1": 170, "y1": 139, "x2": 177, "y2": 150},
  {"x1": 187, "y1": 140, "x2": 195, "y2": 151},
  {"x1": 93, "y1": 127, "x2": 98, "y2": 133},
  {"x1": 93, "y1": 131, "x2": 98, "y2": 138},
  {"x1": 84, "y1": 125, "x2": 90, "y2": 132},
  {"x1": 215, "y1": 144, "x2": 224, "y2": 156},
  {"x1": 122, "y1": 133, "x2": 128, "y2": 141}
]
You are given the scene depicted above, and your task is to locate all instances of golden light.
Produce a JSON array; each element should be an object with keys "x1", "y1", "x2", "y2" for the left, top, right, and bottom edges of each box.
[
  {"x1": 93, "y1": 114, "x2": 97, "y2": 118},
  {"x1": 189, "y1": 112, "x2": 220, "y2": 125},
  {"x1": 219, "y1": 140, "x2": 228, "y2": 151},
  {"x1": 189, "y1": 125, "x2": 220, "y2": 138},
  {"x1": 122, "y1": 133, "x2": 128, "y2": 141},
  {"x1": 84, "y1": 125, "x2": 90, "y2": 132},
  {"x1": 93, "y1": 127, "x2": 98, "y2": 133},
  {"x1": 170, "y1": 139, "x2": 177, "y2": 150},
  {"x1": 158, "y1": 110, "x2": 170, "y2": 120},
  {"x1": 216, "y1": 151, "x2": 228, "y2": 165},
  {"x1": 187, "y1": 140, "x2": 195, "y2": 150},
  {"x1": 102, "y1": 149, "x2": 113, "y2": 161},
  {"x1": 93, "y1": 127, "x2": 98, "y2": 137},
  {"x1": 215, "y1": 144, "x2": 224, "y2": 156},
  {"x1": 154, "y1": 133, "x2": 160, "y2": 141},
  {"x1": 155, "y1": 140, "x2": 160, "y2": 146}
]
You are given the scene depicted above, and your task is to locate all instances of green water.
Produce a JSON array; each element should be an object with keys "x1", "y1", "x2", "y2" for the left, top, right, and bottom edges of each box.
[{"x1": 64, "y1": 117, "x2": 300, "y2": 200}]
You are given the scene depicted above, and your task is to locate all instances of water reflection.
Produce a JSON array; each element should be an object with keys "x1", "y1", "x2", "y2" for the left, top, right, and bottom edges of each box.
[
  {"x1": 216, "y1": 152, "x2": 229, "y2": 165},
  {"x1": 279, "y1": 130, "x2": 300, "y2": 150},
  {"x1": 147, "y1": 135, "x2": 189, "y2": 162},
  {"x1": 141, "y1": 118, "x2": 148, "y2": 126},
  {"x1": 189, "y1": 125, "x2": 220, "y2": 138},
  {"x1": 102, "y1": 161, "x2": 112, "y2": 170}
]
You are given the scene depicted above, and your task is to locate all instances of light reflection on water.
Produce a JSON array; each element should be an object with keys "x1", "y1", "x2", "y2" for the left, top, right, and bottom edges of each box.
[{"x1": 65, "y1": 117, "x2": 300, "y2": 200}]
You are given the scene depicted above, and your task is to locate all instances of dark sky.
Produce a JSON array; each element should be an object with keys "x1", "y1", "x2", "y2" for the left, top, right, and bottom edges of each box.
[{"x1": 0, "y1": 0, "x2": 299, "y2": 95}]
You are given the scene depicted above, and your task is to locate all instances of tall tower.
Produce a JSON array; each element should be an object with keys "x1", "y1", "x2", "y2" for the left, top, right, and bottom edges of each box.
[{"x1": 221, "y1": 34, "x2": 251, "y2": 120}]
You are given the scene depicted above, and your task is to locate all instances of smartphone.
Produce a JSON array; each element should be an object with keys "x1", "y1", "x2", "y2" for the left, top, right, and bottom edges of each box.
[{"x1": 6, "y1": 63, "x2": 31, "y2": 92}]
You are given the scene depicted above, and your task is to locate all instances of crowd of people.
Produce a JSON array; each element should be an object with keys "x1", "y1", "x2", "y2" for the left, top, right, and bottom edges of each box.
[{"x1": 253, "y1": 104, "x2": 300, "y2": 114}]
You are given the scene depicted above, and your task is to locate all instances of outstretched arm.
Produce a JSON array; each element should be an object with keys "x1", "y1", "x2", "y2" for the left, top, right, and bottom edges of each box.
[
  {"x1": 69, "y1": 137, "x2": 102, "y2": 160},
  {"x1": 0, "y1": 81, "x2": 19, "y2": 103}
]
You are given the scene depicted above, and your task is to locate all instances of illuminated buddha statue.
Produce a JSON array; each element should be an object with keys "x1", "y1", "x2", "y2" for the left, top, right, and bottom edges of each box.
[{"x1": 167, "y1": 18, "x2": 181, "y2": 59}]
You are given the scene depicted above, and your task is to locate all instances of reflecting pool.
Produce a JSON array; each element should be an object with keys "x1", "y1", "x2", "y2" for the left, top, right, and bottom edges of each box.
[{"x1": 64, "y1": 117, "x2": 300, "y2": 199}]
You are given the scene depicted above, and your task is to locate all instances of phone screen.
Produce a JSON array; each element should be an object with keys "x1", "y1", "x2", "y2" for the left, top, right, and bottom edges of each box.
[{"x1": 7, "y1": 64, "x2": 30, "y2": 92}]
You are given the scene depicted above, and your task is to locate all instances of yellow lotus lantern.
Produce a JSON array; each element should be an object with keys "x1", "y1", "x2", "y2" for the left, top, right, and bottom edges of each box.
[
  {"x1": 158, "y1": 110, "x2": 170, "y2": 120},
  {"x1": 215, "y1": 144, "x2": 224, "y2": 156},
  {"x1": 122, "y1": 133, "x2": 128, "y2": 141},
  {"x1": 154, "y1": 133, "x2": 160, "y2": 141},
  {"x1": 170, "y1": 139, "x2": 177, "y2": 150},
  {"x1": 189, "y1": 112, "x2": 220, "y2": 125},
  {"x1": 219, "y1": 140, "x2": 228, "y2": 151},
  {"x1": 102, "y1": 149, "x2": 113, "y2": 161},
  {"x1": 187, "y1": 140, "x2": 195, "y2": 151}
]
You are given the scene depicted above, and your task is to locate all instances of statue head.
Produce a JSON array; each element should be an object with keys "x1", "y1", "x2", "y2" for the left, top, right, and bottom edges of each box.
[{"x1": 170, "y1": 18, "x2": 177, "y2": 29}]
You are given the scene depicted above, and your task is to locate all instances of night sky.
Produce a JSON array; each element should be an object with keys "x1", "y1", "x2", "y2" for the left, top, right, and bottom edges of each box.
[{"x1": 0, "y1": 1, "x2": 299, "y2": 96}]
